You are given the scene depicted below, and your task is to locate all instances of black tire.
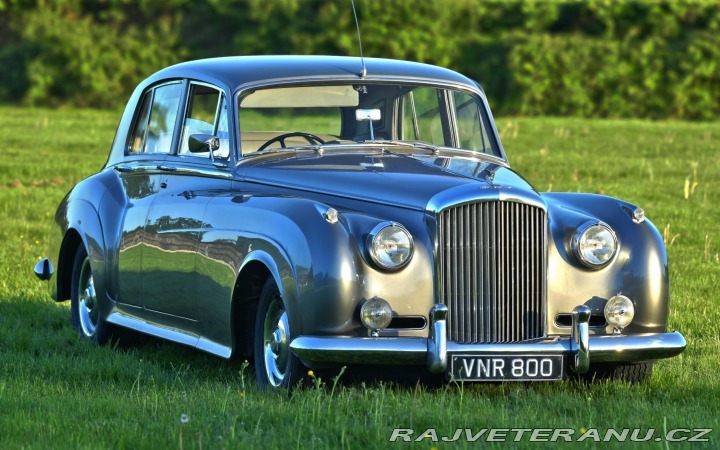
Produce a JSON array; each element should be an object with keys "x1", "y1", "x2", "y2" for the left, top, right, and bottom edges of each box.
[
  {"x1": 254, "y1": 277, "x2": 305, "y2": 390},
  {"x1": 70, "y1": 246, "x2": 113, "y2": 344},
  {"x1": 583, "y1": 362, "x2": 653, "y2": 383}
]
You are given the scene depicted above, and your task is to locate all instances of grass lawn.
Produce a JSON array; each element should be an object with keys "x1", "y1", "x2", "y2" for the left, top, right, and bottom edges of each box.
[{"x1": 0, "y1": 106, "x2": 718, "y2": 449}]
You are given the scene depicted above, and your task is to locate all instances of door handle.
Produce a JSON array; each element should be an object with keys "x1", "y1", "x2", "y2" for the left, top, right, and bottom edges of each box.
[{"x1": 114, "y1": 164, "x2": 134, "y2": 173}]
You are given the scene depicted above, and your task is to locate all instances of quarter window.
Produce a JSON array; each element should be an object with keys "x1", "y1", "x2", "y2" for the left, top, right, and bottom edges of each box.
[{"x1": 128, "y1": 91, "x2": 152, "y2": 153}]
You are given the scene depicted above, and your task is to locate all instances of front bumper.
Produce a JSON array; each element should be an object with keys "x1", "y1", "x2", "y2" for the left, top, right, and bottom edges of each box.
[{"x1": 290, "y1": 305, "x2": 686, "y2": 375}]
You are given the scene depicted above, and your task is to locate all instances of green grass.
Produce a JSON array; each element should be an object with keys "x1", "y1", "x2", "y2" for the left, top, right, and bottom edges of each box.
[{"x1": 1, "y1": 106, "x2": 719, "y2": 449}]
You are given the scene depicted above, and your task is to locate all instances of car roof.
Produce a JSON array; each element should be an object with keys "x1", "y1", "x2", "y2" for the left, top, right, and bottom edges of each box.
[{"x1": 146, "y1": 55, "x2": 480, "y2": 92}]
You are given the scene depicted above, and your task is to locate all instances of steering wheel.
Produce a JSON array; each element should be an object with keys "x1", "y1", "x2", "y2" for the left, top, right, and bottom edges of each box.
[{"x1": 257, "y1": 132, "x2": 326, "y2": 151}]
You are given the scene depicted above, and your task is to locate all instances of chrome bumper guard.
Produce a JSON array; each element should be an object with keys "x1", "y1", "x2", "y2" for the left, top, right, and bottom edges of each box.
[{"x1": 290, "y1": 304, "x2": 686, "y2": 374}]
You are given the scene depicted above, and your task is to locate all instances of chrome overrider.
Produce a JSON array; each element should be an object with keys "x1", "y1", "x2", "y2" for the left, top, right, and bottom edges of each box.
[{"x1": 290, "y1": 304, "x2": 687, "y2": 375}]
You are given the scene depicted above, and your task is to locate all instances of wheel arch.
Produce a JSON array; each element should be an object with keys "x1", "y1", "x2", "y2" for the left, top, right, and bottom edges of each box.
[
  {"x1": 56, "y1": 228, "x2": 84, "y2": 301},
  {"x1": 50, "y1": 174, "x2": 111, "y2": 302},
  {"x1": 54, "y1": 200, "x2": 106, "y2": 304},
  {"x1": 229, "y1": 251, "x2": 287, "y2": 360}
]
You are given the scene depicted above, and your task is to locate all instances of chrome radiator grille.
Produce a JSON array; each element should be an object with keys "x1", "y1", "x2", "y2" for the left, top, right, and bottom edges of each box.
[{"x1": 437, "y1": 201, "x2": 547, "y2": 344}]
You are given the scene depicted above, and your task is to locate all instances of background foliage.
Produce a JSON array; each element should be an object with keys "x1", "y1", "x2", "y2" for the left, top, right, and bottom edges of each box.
[{"x1": 0, "y1": 0, "x2": 719, "y2": 119}]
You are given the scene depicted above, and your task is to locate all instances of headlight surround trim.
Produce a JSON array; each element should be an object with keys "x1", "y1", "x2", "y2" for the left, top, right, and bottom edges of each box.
[
  {"x1": 367, "y1": 221, "x2": 414, "y2": 271},
  {"x1": 571, "y1": 221, "x2": 618, "y2": 269}
]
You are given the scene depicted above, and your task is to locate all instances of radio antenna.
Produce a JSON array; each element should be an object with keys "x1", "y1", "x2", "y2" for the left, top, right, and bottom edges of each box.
[{"x1": 351, "y1": 0, "x2": 367, "y2": 78}]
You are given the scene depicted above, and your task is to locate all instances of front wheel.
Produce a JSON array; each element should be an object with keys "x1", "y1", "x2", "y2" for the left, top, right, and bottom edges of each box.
[
  {"x1": 71, "y1": 246, "x2": 112, "y2": 344},
  {"x1": 254, "y1": 277, "x2": 305, "y2": 390},
  {"x1": 583, "y1": 362, "x2": 654, "y2": 383}
]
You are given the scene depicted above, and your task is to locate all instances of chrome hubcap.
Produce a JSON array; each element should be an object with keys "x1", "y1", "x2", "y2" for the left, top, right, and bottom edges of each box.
[
  {"x1": 78, "y1": 258, "x2": 99, "y2": 337},
  {"x1": 263, "y1": 294, "x2": 290, "y2": 387}
]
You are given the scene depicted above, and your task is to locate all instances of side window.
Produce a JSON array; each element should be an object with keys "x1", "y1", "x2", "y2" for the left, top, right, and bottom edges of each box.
[
  {"x1": 401, "y1": 87, "x2": 445, "y2": 146},
  {"x1": 146, "y1": 83, "x2": 183, "y2": 154},
  {"x1": 127, "y1": 83, "x2": 182, "y2": 154},
  {"x1": 180, "y1": 84, "x2": 229, "y2": 160},
  {"x1": 453, "y1": 91, "x2": 488, "y2": 152}
]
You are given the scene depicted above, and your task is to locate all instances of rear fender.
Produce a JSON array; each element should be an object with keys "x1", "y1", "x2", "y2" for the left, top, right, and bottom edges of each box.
[{"x1": 51, "y1": 199, "x2": 105, "y2": 304}]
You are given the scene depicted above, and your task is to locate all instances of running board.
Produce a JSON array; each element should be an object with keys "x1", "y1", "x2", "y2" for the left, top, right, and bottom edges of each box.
[{"x1": 106, "y1": 310, "x2": 232, "y2": 359}]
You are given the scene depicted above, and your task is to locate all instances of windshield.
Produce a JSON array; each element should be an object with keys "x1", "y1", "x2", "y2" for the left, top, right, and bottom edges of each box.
[{"x1": 237, "y1": 83, "x2": 499, "y2": 157}]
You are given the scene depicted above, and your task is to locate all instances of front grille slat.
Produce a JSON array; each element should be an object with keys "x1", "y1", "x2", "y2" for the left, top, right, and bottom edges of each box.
[{"x1": 439, "y1": 200, "x2": 546, "y2": 344}]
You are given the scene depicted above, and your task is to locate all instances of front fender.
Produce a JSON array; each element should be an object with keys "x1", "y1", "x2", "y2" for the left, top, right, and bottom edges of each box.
[
  {"x1": 198, "y1": 193, "x2": 366, "y2": 345},
  {"x1": 543, "y1": 193, "x2": 668, "y2": 335}
]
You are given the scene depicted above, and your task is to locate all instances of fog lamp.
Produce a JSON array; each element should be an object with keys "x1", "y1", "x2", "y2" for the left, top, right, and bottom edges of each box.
[
  {"x1": 604, "y1": 295, "x2": 635, "y2": 334},
  {"x1": 361, "y1": 297, "x2": 393, "y2": 333}
]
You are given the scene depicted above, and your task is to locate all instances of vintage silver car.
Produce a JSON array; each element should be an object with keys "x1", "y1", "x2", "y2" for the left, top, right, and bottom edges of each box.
[{"x1": 35, "y1": 56, "x2": 685, "y2": 388}]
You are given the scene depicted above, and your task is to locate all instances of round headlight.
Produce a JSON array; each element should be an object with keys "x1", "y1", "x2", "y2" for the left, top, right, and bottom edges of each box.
[
  {"x1": 604, "y1": 295, "x2": 635, "y2": 332},
  {"x1": 368, "y1": 222, "x2": 414, "y2": 270},
  {"x1": 572, "y1": 222, "x2": 617, "y2": 268},
  {"x1": 361, "y1": 297, "x2": 393, "y2": 330}
]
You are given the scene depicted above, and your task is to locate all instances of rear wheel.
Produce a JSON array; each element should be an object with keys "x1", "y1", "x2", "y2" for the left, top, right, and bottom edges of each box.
[
  {"x1": 254, "y1": 277, "x2": 305, "y2": 390},
  {"x1": 584, "y1": 362, "x2": 653, "y2": 383},
  {"x1": 71, "y1": 246, "x2": 112, "y2": 344}
]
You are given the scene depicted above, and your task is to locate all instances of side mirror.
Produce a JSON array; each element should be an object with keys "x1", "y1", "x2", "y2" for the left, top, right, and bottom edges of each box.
[
  {"x1": 188, "y1": 134, "x2": 220, "y2": 153},
  {"x1": 188, "y1": 134, "x2": 223, "y2": 165},
  {"x1": 34, "y1": 258, "x2": 54, "y2": 281}
]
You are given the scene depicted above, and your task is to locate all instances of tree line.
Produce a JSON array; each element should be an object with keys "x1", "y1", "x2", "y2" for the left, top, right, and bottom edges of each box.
[{"x1": 0, "y1": 0, "x2": 718, "y2": 119}]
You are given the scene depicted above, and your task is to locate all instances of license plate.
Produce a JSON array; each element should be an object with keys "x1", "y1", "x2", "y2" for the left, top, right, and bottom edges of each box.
[{"x1": 449, "y1": 354, "x2": 564, "y2": 381}]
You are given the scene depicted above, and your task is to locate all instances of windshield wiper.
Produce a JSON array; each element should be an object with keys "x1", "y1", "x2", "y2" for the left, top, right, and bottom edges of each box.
[
  {"x1": 243, "y1": 144, "x2": 323, "y2": 157},
  {"x1": 360, "y1": 139, "x2": 440, "y2": 155}
]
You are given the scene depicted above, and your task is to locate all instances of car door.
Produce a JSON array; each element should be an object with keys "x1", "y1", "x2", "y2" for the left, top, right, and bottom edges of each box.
[
  {"x1": 117, "y1": 81, "x2": 183, "y2": 307},
  {"x1": 142, "y1": 81, "x2": 233, "y2": 321}
]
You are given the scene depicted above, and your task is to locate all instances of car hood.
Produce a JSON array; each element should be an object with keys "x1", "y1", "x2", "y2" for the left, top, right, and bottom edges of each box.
[{"x1": 241, "y1": 151, "x2": 540, "y2": 211}]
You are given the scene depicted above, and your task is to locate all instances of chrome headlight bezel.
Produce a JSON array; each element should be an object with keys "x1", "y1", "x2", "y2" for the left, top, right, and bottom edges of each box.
[
  {"x1": 571, "y1": 221, "x2": 618, "y2": 269},
  {"x1": 367, "y1": 222, "x2": 414, "y2": 271}
]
